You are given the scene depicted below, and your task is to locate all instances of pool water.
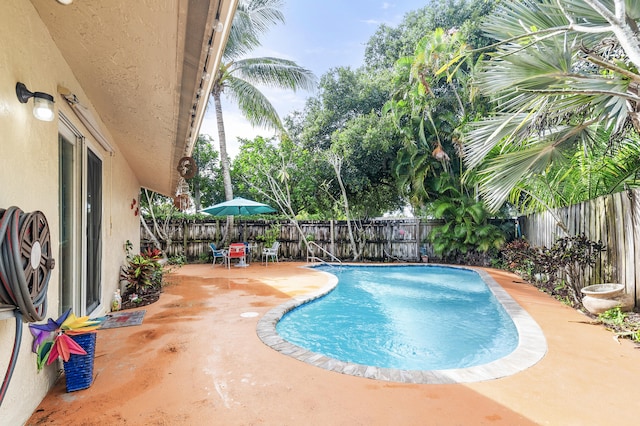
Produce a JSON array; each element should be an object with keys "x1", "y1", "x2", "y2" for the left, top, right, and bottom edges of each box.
[{"x1": 276, "y1": 265, "x2": 519, "y2": 371}]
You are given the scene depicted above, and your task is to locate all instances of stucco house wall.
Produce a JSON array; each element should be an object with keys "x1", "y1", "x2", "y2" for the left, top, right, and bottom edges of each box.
[{"x1": 0, "y1": 2, "x2": 140, "y2": 424}]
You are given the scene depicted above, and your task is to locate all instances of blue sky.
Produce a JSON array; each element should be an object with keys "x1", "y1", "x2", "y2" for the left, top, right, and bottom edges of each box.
[{"x1": 200, "y1": 0, "x2": 429, "y2": 157}]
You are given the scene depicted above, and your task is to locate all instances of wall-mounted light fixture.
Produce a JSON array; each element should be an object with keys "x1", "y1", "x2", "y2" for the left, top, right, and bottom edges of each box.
[{"x1": 16, "y1": 82, "x2": 55, "y2": 122}]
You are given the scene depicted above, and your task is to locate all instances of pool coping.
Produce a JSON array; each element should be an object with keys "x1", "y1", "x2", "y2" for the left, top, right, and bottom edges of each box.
[{"x1": 256, "y1": 264, "x2": 547, "y2": 384}]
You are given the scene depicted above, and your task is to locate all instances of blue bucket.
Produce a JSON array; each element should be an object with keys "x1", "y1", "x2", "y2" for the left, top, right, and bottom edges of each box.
[{"x1": 63, "y1": 333, "x2": 97, "y2": 392}]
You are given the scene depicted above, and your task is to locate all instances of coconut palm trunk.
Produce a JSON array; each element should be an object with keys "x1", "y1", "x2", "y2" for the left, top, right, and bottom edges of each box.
[
  {"x1": 207, "y1": 0, "x2": 316, "y2": 226},
  {"x1": 212, "y1": 87, "x2": 234, "y2": 201}
]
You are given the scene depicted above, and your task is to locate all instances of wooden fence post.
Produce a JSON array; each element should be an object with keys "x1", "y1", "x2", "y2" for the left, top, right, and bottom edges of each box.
[
  {"x1": 183, "y1": 221, "x2": 188, "y2": 257},
  {"x1": 330, "y1": 220, "x2": 335, "y2": 256}
]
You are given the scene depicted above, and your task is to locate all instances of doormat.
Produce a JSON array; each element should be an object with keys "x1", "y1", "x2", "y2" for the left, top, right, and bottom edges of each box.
[{"x1": 99, "y1": 310, "x2": 146, "y2": 329}]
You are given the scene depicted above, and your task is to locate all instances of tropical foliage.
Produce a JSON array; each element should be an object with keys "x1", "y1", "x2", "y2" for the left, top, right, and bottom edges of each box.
[
  {"x1": 462, "y1": 0, "x2": 640, "y2": 211},
  {"x1": 427, "y1": 175, "x2": 506, "y2": 262},
  {"x1": 158, "y1": 0, "x2": 640, "y2": 267},
  {"x1": 120, "y1": 247, "x2": 164, "y2": 296},
  {"x1": 501, "y1": 235, "x2": 605, "y2": 306},
  {"x1": 384, "y1": 27, "x2": 486, "y2": 207}
]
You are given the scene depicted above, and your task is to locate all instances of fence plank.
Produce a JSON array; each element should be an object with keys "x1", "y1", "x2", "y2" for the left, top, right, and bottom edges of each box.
[
  {"x1": 521, "y1": 189, "x2": 639, "y2": 308},
  {"x1": 143, "y1": 191, "x2": 639, "y2": 309},
  {"x1": 141, "y1": 218, "x2": 446, "y2": 263}
]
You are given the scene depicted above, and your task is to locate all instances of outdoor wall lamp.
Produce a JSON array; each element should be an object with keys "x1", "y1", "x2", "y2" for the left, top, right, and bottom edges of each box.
[{"x1": 16, "y1": 82, "x2": 55, "y2": 122}]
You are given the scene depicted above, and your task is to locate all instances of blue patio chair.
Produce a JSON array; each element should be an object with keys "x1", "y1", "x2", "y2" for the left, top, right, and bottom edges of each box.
[{"x1": 210, "y1": 243, "x2": 227, "y2": 267}]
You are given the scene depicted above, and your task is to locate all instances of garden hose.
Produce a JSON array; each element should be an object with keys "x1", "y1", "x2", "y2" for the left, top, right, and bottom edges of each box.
[{"x1": 0, "y1": 207, "x2": 55, "y2": 406}]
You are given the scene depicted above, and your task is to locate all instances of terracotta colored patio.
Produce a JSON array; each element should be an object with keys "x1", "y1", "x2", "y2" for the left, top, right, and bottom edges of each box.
[{"x1": 27, "y1": 262, "x2": 639, "y2": 425}]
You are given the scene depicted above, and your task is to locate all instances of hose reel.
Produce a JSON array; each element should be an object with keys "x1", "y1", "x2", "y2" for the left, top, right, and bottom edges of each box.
[{"x1": 1, "y1": 206, "x2": 55, "y2": 406}]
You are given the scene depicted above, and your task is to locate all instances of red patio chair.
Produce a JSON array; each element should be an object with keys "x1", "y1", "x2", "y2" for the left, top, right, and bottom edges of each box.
[{"x1": 225, "y1": 243, "x2": 247, "y2": 268}]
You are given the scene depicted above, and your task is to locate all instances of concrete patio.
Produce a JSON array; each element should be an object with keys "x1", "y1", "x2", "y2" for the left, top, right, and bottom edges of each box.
[{"x1": 27, "y1": 263, "x2": 640, "y2": 425}]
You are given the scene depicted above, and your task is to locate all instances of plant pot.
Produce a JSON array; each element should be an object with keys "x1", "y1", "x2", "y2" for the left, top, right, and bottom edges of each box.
[
  {"x1": 63, "y1": 333, "x2": 97, "y2": 392},
  {"x1": 581, "y1": 283, "x2": 625, "y2": 298},
  {"x1": 581, "y1": 284, "x2": 634, "y2": 314}
]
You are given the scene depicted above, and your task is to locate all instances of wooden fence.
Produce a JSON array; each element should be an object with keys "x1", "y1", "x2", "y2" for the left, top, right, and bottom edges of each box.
[
  {"x1": 141, "y1": 218, "x2": 443, "y2": 263},
  {"x1": 520, "y1": 188, "x2": 640, "y2": 307},
  {"x1": 141, "y1": 189, "x2": 639, "y2": 308}
]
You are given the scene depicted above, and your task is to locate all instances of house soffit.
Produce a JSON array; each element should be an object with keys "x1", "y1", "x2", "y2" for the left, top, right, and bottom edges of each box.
[{"x1": 31, "y1": 0, "x2": 236, "y2": 196}]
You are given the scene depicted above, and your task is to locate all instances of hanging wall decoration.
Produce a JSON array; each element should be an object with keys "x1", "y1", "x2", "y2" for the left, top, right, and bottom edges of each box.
[{"x1": 177, "y1": 157, "x2": 198, "y2": 179}]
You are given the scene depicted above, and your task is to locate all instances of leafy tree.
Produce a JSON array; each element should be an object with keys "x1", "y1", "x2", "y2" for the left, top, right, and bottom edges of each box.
[
  {"x1": 329, "y1": 112, "x2": 405, "y2": 217},
  {"x1": 287, "y1": 67, "x2": 404, "y2": 218},
  {"x1": 232, "y1": 135, "x2": 320, "y2": 250},
  {"x1": 296, "y1": 67, "x2": 393, "y2": 152},
  {"x1": 211, "y1": 0, "x2": 316, "y2": 201},
  {"x1": 232, "y1": 136, "x2": 323, "y2": 217},
  {"x1": 138, "y1": 189, "x2": 178, "y2": 258},
  {"x1": 364, "y1": 0, "x2": 498, "y2": 71},
  {"x1": 463, "y1": 0, "x2": 640, "y2": 211},
  {"x1": 190, "y1": 134, "x2": 222, "y2": 211}
]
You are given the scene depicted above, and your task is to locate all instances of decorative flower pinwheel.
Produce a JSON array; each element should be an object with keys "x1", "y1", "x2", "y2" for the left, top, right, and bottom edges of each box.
[{"x1": 29, "y1": 308, "x2": 104, "y2": 370}]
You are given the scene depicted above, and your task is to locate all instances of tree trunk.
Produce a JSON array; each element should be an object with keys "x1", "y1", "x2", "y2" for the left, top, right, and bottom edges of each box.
[
  {"x1": 213, "y1": 90, "x2": 234, "y2": 201},
  {"x1": 329, "y1": 154, "x2": 361, "y2": 261},
  {"x1": 193, "y1": 178, "x2": 201, "y2": 212}
]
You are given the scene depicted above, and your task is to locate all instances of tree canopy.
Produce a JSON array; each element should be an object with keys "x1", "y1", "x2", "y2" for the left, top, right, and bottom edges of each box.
[{"x1": 205, "y1": 0, "x2": 640, "y2": 243}]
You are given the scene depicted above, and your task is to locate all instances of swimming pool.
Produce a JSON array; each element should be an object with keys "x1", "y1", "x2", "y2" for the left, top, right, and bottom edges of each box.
[
  {"x1": 276, "y1": 265, "x2": 517, "y2": 370},
  {"x1": 257, "y1": 264, "x2": 547, "y2": 383}
]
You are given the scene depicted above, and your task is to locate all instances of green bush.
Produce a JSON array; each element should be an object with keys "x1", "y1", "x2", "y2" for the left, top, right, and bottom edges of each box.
[
  {"x1": 428, "y1": 196, "x2": 505, "y2": 263},
  {"x1": 256, "y1": 224, "x2": 280, "y2": 247},
  {"x1": 168, "y1": 254, "x2": 187, "y2": 266},
  {"x1": 501, "y1": 234, "x2": 604, "y2": 306},
  {"x1": 120, "y1": 246, "x2": 165, "y2": 297}
]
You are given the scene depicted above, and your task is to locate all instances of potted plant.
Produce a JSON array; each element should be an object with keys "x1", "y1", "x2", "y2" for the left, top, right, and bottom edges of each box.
[{"x1": 29, "y1": 309, "x2": 104, "y2": 392}]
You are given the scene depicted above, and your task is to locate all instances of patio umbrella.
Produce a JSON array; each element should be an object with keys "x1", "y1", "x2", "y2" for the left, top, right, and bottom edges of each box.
[{"x1": 200, "y1": 197, "x2": 277, "y2": 217}]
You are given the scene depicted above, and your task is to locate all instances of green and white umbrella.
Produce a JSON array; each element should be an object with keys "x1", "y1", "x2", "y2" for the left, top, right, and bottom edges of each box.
[{"x1": 200, "y1": 197, "x2": 276, "y2": 217}]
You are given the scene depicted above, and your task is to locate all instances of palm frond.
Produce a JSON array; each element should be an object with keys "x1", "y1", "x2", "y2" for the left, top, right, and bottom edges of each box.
[
  {"x1": 225, "y1": 76, "x2": 282, "y2": 130},
  {"x1": 225, "y1": 0, "x2": 286, "y2": 60},
  {"x1": 475, "y1": 139, "x2": 567, "y2": 211},
  {"x1": 232, "y1": 57, "x2": 317, "y2": 91}
]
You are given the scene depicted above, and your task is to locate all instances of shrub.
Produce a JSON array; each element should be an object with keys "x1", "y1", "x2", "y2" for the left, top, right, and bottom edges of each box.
[
  {"x1": 167, "y1": 254, "x2": 187, "y2": 266},
  {"x1": 121, "y1": 246, "x2": 165, "y2": 298},
  {"x1": 425, "y1": 175, "x2": 506, "y2": 264},
  {"x1": 256, "y1": 224, "x2": 280, "y2": 247},
  {"x1": 501, "y1": 234, "x2": 604, "y2": 306}
]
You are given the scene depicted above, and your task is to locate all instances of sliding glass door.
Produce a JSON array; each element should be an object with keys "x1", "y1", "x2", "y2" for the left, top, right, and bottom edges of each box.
[
  {"x1": 85, "y1": 150, "x2": 102, "y2": 312},
  {"x1": 58, "y1": 116, "x2": 102, "y2": 315}
]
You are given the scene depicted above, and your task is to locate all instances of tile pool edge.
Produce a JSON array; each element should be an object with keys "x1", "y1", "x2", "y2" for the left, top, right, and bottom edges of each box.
[{"x1": 256, "y1": 264, "x2": 548, "y2": 384}]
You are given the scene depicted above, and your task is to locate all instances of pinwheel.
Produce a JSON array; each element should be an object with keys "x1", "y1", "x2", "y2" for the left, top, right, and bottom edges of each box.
[{"x1": 29, "y1": 308, "x2": 104, "y2": 370}]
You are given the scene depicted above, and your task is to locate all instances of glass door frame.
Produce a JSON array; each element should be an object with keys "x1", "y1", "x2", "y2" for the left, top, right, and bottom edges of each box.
[{"x1": 58, "y1": 113, "x2": 104, "y2": 316}]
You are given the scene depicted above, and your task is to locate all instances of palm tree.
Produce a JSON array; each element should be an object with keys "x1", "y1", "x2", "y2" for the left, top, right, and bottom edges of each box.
[
  {"x1": 211, "y1": 0, "x2": 316, "y2": 201},
  {"x1": 463, "y1": 0, "x2": 640, "y2": 211}
]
